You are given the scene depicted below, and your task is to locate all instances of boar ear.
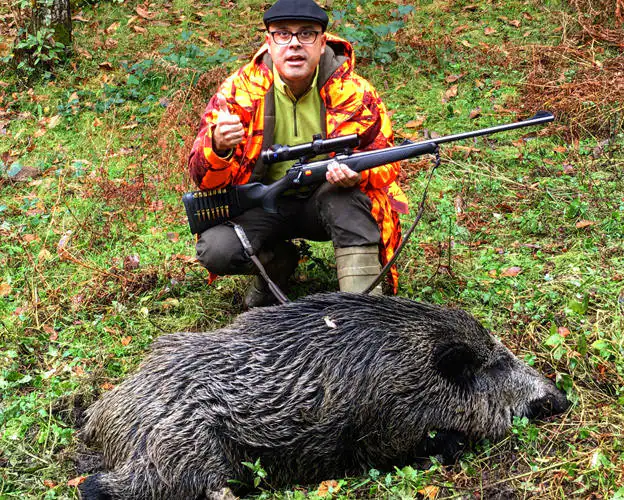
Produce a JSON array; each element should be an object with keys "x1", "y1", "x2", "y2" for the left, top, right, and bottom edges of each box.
[{"x1": 433, "y1": 341, "x2": 486, "y2": 384}]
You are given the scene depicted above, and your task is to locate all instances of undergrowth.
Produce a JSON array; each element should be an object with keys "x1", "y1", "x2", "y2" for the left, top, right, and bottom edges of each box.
[{"x1": 1, "y1": 0, "x2": 623, "y2": 498}]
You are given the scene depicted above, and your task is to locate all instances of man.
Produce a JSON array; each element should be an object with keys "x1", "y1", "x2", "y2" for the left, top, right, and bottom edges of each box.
[{"x1": 188, "y1": 0, "x2": 408, "y2": 308}]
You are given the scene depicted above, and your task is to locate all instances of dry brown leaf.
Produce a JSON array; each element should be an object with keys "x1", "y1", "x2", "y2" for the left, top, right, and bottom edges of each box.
[
  {"x1": 72, "y1": 14, "x2": 90, "y2": 22},
  {"x1": 575, "y1": 220, "x2": 596, "y2": 229},
  {"x1": 461, "y1": 39, "x2": 472, "y2": 48},
  {"x1": 57, "y1": 230, "x2": 73, "y2": 261},
  {"x1": 553, "y1": 146, "x2": 567, "y2": 153},
  {"x1": 418, "y1": 485, "x2": 440, "y2": 499},
  {"x1": 508, "y1": 19, "x2": 521, "y2": 27},
  {"x1": 132, "y1": 25, "x2": 148, "y2": 34},
  {"x1": 469, "y1": 107, "x2": 481, "y2": 119},
  {"x1": 99, "y1": 61, "x2": 114, "y2": 71},
  {"x1": 167, "y1": 232, "x2": 179, "y2": 242},
  {"x1": 93, "y1": 117, "x2": 102, "y2": 127},
  {"x1": 0, "y1": 281, "x2": 11, "y2": 297},
  {"x1": 443, "y1": 85, "x2": 458, "y2": 102},
  {"x1": 317, "y1": 480, "x2": 340, "y2": 497},
  {"x1": 445, "y1": 73, "x2": 463, "y2": 84},
  {"x1": 76, "y1": 47, "x2": 92, "y2": 60},
  {"x1": 558, "y1": 327, "x2": 571, "y2": 337},
  {"x1": 47, "y1": 115, "x2": 61, "y2": 129},
  {"x1": 484, "y1": 27, "x2": 496, "y2": 35},
  {"x1": 67, "y1": 476, "x2": 86, "y2": 487},
  {"x1": 121, "y1": 336, "x2": 132, "y2": 346},
  {"x1": 136, "y1": 6, "x2": 156, "y2": 20},
  {"x1": 38, "y1": 248, "x2": 52, "y2": 262},
  {"x1": 101, "y1": 382, "x2": 115, "y2": 391},
  {"x1": 500, "y1": 266, "x2": 522, "y2": 277},
  {"x1": 105, "y1": 22, "x2": 119, "y2": 34},
  {"x1": 405, "y1": 116, "x2": 425, "y2": 128},
  {"x1": 123, "y1": 255, "x2": 140, "y2": 270}
]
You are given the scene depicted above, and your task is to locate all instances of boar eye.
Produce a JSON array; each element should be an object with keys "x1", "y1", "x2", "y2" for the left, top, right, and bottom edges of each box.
[{"x1": 486, "y1": 359, "x2": 509, "y2": 376}]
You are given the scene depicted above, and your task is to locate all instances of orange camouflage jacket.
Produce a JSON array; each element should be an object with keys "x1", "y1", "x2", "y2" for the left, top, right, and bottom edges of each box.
[{"x1": 188, "y1": 34, "x2": 408, "y2": 293}]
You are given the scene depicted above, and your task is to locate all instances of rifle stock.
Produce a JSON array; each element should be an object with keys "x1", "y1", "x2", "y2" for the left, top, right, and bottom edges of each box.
[{"x1": 183, "y1": 111, "x2": 554, "y2": 234}]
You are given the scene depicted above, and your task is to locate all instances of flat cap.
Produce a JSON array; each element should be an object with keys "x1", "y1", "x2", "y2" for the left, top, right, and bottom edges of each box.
[{"x1": 263, "y1": 0, "x2": 329, "y2": 32}]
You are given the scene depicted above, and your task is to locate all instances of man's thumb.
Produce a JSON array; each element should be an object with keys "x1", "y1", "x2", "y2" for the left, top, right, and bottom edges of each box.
[{"x1": 216, "y1": 93, "x2": 230, "y2": 116}]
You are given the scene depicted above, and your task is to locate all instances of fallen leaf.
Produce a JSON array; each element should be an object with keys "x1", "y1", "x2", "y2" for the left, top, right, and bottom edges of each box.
[
  {"x1": 57, "y1": 230, "x2": 73, "y2": 261},
  {"x1": 500, "y1": 266, "x2": 522, "y2": 277},
  {"x1": 47, "y1": 115, "x2": 61, "y2": 129},
  {"x1": 445, "y1": 73, "x2": 463, "y2": 84},
  {"x1": 558, "y1": 327, "x2": 571, "y2": 337},
  {"x1": 0, "y1": 281, "x2": 11, "y2": 297},
  {"x1": 462, "y1": 4, "x2": 478, "y2": 11},
  {"x1": 67, "y1": 476, "x2": 86, "y2": 487},
  {"x1": 508, "y1": 19, "x2": 521, "y2": 27},
  {"x1": 38, "y1": 248, "x2": 53, "y2": 262},
  {"x1": 43, "y1": 479, "x2": 57, "y2": 488},
  {"x1": 469, "y1": 107, "x2": 481, "y2": 119},
  {"x1": 101, "y1": 382, "x2": 115, "y2": 391},
  {"x1": 474, "y1": 79, "x2": 484, "y2": 88},
  {"x1": 104, "y1": 38, "x2": 118, "y2": 49},
  {"x1": 73, "y1": 365, "x2": 85, "y2": 376},
  {"x1": 123, "y1": 254, "x2": 140, "y2": 270},
  {"x1": 105, "y1": 22, "x2": 119, "y2": 34},
  {"x1": 575, "y1": 220, "x2": 596, "y2": 229},
  {"x1": 121, "y1": 336, "x2": 132, "y2": 346},
  {"x1": 405, "y1": 116, "x2": 425, "y2": 128},
  {"x1": 76, "y1": 47, "x2": 92, "y2": 60},
  {"x1": 562, "y1": 164, "x2": 575, "y2": 175},
  {"x1": 166, "y1": 232, "x2": 179, "y2": 242},
  {"x1": 443, "y1": 85, "x2": 458, "y2": 102},
  {"x1": 461, "y1": 39, "x2": 472, "y2": 48},
  {"x1": 99, "y1": 61, "x2": 114, "y2": 71},
  {"x1": 135, "y1": 6, "x2": 156, "y2": 19},
  {"x1": 93, "y1": 117, "x2": 102, "y2": 127},
  {"x1": 454, "y1": 195, "x2": 464, "y2": 214},
  {"x1": 484, "y1": 27, "x2": 497, "y2": 35},
  {"x1": 132, "y1": 25, "x2": 147, "y2": 34},
  {"x1": 317, "y1": 480, "x2": 340, "y2": 497},
  {"x1": 418, "y1": 485, "x2": 440, "y2": 499}
]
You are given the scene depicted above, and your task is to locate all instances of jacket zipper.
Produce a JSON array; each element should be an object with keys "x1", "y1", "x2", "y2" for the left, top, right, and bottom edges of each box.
[{"x1": 293, "y1": 101, "x2": 298, "y2": 136}]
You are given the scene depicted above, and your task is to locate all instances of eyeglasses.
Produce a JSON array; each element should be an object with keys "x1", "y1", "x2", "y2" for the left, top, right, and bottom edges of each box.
[{"x1": 268, "y1": 29, "x2": 321, "y2": 45}]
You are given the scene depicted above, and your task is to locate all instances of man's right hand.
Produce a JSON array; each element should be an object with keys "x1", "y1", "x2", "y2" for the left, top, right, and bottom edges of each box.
[{"x1": 212, "y1": 93, "x2": 245, "y2": 154}]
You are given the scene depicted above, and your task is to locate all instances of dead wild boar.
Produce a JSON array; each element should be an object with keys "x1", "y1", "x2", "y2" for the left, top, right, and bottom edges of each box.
[{"x1": 80, "y1": 292, "x2": 569, "y2": 500}]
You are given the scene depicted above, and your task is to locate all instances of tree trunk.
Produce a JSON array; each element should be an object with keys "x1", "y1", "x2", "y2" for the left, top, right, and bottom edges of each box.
[{"x1": 34, "y1": 0, "x2": 73, "y2": 52}]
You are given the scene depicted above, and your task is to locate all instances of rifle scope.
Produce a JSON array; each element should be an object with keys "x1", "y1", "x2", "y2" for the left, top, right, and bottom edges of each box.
[{"x1": 261, "y1": 134, "x2": 360, "y2": 165}]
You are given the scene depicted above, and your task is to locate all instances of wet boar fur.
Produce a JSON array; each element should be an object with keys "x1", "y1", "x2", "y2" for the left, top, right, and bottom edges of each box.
[{"x1": 80, "y1": 293, "x2": 569, "y2": 500}]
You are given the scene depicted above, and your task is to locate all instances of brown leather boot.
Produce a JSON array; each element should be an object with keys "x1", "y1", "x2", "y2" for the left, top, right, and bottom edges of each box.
[{"x1": 243, "y1": 241, "x2": 299, "y2": 309}]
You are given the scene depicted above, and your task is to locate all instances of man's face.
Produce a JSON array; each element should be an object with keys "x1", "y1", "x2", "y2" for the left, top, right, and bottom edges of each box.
[{"x1": 266, "y1": 21, "x2": 326, "y2": 92}]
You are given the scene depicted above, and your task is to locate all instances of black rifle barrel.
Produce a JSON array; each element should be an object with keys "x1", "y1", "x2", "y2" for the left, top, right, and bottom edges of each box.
[{"x1": 424, "y1": 110, "x2": 554, "y2": 145}]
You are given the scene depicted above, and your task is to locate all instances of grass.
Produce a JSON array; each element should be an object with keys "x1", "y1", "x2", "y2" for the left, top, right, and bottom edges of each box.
[{"x1": 1, "y1": 0, "x2": 624, "y2": 498}]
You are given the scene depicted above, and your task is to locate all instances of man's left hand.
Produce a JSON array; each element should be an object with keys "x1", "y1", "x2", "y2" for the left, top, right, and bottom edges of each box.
[{"x1": 326, "y1": 160, "x2": 362, "y2": 188}]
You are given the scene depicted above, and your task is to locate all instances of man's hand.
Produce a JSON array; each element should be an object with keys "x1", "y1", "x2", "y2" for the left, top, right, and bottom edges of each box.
[
  {"x1": 326, "y1": 159, "x2": 362, "y2": 188},
  {"x1": 212, "y1": 94, "x2": 245, "y2": 154}
]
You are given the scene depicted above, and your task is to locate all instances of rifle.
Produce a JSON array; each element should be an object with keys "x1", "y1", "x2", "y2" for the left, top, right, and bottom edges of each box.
[{"x1": 183, "y1": 111, "x2": 554, "y2": 234}]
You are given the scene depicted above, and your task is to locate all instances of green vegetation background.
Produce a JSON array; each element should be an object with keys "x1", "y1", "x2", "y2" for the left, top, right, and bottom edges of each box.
[{"x1": 1, "y1": 0, "x2": 623, "y2": 498}]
